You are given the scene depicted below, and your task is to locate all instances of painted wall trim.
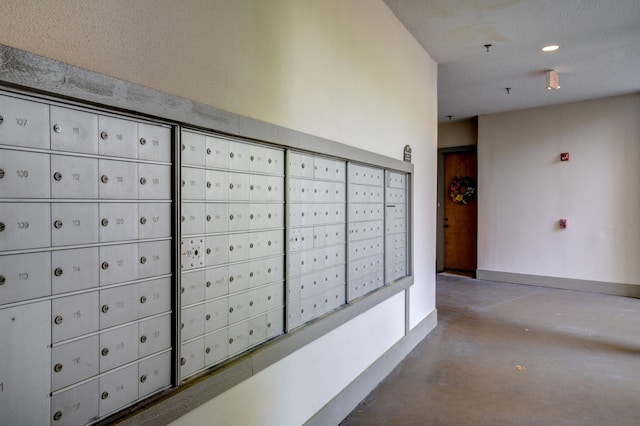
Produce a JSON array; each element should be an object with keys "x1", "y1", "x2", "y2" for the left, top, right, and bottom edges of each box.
[
  {"x1": 304, "y1": 308, "x2": 438, "y2": 426},
  {"x1": 477, "y1": 270, "x2": 640, "y2": 298}
]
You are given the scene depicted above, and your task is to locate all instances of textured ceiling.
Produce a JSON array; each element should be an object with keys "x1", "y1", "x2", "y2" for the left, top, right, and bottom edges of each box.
[{"x1": 383, "y1": 0, "x2": 640, "y2": 122}]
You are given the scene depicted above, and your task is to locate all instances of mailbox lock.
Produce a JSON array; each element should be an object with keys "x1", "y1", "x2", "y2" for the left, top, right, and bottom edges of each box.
[
  {"x1": 301, "y1": 163, "x2": 306, "y2": 169},
  {"x1": 229, "y1": 245, "x2": 234, "y2": 252},
  {"x1": 101, "y1": 218, "x2": 109, "y2": 226},
  {"x1": 140, "y1": 177, "x2": 147, "y2": 185},
  {"x1": 229, "y1": 214, "x2": 234, "y2": 220},
  {"x1": 101, "y1": 348, "x2": 109, "y2": 356},
  {"x1": 268, "y1": 213, "x2": 272, "y2": 219},
  {"x1": 206, "y1": 181, "x2": 212, "y2": 188},
  {"x1": 249, "y1": 214, "x2": 254, "y2": 220},
  {"x1": 250, "y1": 155, "x2": 254, "y2": 161},
  {"x1": 205, "y1": 314, "x2": 211, "y2": 321},
  {"x1": 206, "y1": 281, "x2": 211, "y2": 288},
  {"x1": 181, "y1": 144, "x2": 185, "y2": 151},
  {"x1": 181, "y1": 180, "x2": 185, "y2": 187},
  {"x1": 206, "y1": 215, "x2": 212, "y2": 221},
  {"x1": 54, "y1": 220, "x2": 63, "y2": 229},
  {"x1": 268, "y1": 186, "x2": 272, "y2": 191},
  {"x1": 101, "y1": 262, "x2": 109, "y2": 270},
  {"x1": 0, "y1": 115, "x2": 3, "y2": 124},
  {"x1": 250, "y1": 185, "x2": 254, "y2": 191},
  {"x1": 249, "y1": 329, "x2": 254, "y2": 336},
  {"x1": 229, "y1": 307, "x2": 234, "y2": 313},
  {"x1": 249, "y1": 272, "x2": 254, "y2": 278},
  {"x1": 101, "y1": 392, "x2": 109, "y2": 400},
  {"x1": 54, "y1": 315, "x2": 63, "y2": 325},
  {"x1": 139, "y1": 137, "x2": 147, "y2": 146},
  {"x1": 100, "y1": 131, "x2": 109, "y2": 140},
  {"x1": 101, "y1": 175, "x2": 109, "y2": 183},
  {"x1": 140, "y1": 217, "x2": 147, "y2": 225},
  {"x1": 181, "y1": 286, "x2": 185, "y2": 293},
  {"x1": 140, "y1": 256, "x2": 147, "y2": 264},
  {"x1": 268, "y1": 158, "x2": 272, "y2": 164},
  {"x1": 206, "y1": 248, "x2": 211, "y2": 254},
  {"x1": 140, "y1": 295, "x2": 147, "y2": 303},
  {"x1": 267, "y1": 268, "x2": 272, "y2": 273},
  {"x1": 140, "y1": 374, "x2": 147, "y2": 383},
  {"x1": 101, "y1": 304, "x2": 109, "y2": 313},
  {"x1": 53, "y1": 172, "x2": 63, "y2": 181},
  {"x1": 0, "y1": 222, "x2": 4, "y2": 232},
  {"x1": 229, "y1": 276, "x2": 234, "y2": 283},
  {"x1": 249, "y1": 243, "x2": 254, "y2": 249},
  {"x1": 268, "y1": 240, "x2": 272, "y2": 246},
  {"x1": 229, "y1": 338, "x2": 234, "y2": 344},
  {"x1": 54, "y1": 363, "x2": 63, "y2": 373},
  {"x1": 205, "y1": 347, "x2": 211, "y2": 354},
  {"x1": 229, "y1": 183, "x2": 234, "y2": 189},
  {"x1": 180, "y1": 357, "x2": 186, "y2": 366},
  {"x1": 267, "y1": 322, "x2": 272, "y2": 328},
  {"x1": 53, "y1": 124, "x2": 63, "y2": 133},
  {"x1": 181, "y1": 323, "x2": 184, "y2": 329},
  {"x1": 53, "y1": 411, "x2": 63, "y2": 421},
  {"x1": 54, "y1": 268, "x2": 64, "y2": 277},
  {"x1": 229, "y1": 152, "x2": 234, "y2": 159},
  {"x1": 249, "y1": 301, "x2": 254, "y2": 307},
  {"x1": 206, "y1": 148, "x2": 211, "y2": 155},
  {"x1": 0, "y1": 169, "x2": 4, "y2": 179},
  {"x1": 0, "y1": 275, "x2": 5, "y2": 285},
  {"x1": 140, "y1": 335, "x2": 147, "y2": 343}
]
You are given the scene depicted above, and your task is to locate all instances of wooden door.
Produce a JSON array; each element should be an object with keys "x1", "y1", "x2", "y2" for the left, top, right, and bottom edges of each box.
[{"x1": 443, "y1": 150, "x2": 477, "y2": 272}]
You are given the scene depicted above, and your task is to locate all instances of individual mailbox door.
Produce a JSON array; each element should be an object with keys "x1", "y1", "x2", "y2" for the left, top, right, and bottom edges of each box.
[
  {"x1": 99, "y1": 243, "x2": 138, "y2": 285},
  {"x1": 99, "y1": 363, "x2": 138, "y2": 417},
  {"x1": 139, "y1": 202, "x2": 171, "y2": 239},
  {"x1": 181, "y1": 304, "x2": 205, "y2": 342},
  {"x1": 228, "y1": 141, "x2": 250, "y2": 171},
  {"x1": 205, "y1": 235, "x2": 228, "y2": 267},
  {"x1": 288, "y1": 152, "x2": 314, "y2": 178},
  {"x1": 138, "y1": 351, "x2": 171, "y2": 398},
  {"x1": 287, "y1": 276, "x2": 302, "y2": 303},
  {"x1": 180, "y1": 337, "x2": 204, "y2": 379},
  {"x1": 0, "y1": 251, "x2": 50, "y2": 305},
  {"x1": 205, "y1": 203, "x2": 228, "y2": 234},
  {"x1": 246, "y1": 231, "x2": 267, "y2": 259},
  {"x1": 249, "y1": 203, "x2": 267, "y2": 230},
  {"x1": 228, "y1": 291, "x2": 249, "y2": 324},
  {"x1": 228, "y1": 172, "x2": 249, "y2": 201},
  {"x1": 138, "y1": 123, "x2": 171, "y2": 162},
  {"x1": 181, "y1": 270, "x2": 205, "y2": 306},
  {"x1": 288, "y1": 251, "x2": 302, "y2": 277},
  {"x1": 248, "y1": 259, "x2": 268, "y2": 288},
  {"x1": 227, "y1": 320, "x2": 249, "y2": 355},
  {"x1": 99, "y1": 159, "x2": 138, "y2": 199},
  {"x1": 264, "y1": 255, "x2": 284, "y2": 284},
  {"x1": 52, "y1": 291, "x2": 99, "y2": 343},
  {"x1": 181, "y1": 202, "x2": 205, "y2": 236},
  {"x1": 264, "y1": 282, "x2": 284, "y2": 312},
  {"x1": 205, "y1": 136, "x2": 229, "y2": 169},
  {"x1": 100, "y1": 283, "x2": 139, "y2": 329},
  {"x1": 0, "y1": 202, "x2": 50, "y2": 251},
  {"x1": 248, "y1": 314, "x2": 267, "y2": 346},
  {"x1": 181, "y1": 131, "x2": 206, "y2": 166},
  {"x1": 99, "y1": 323, "x2": 138, "y2": 373},
  {"x1": 266, "y1": 308, "x2": 284, "y2": 339},
  {"x1": 0, "y1": 94, "x2": 49, "y2": 149},
  {"x1": 300, "y1": 179, "x2": 314, "y2": 203},
  {"x1": 205, "y1": 297, "x2": 228, "y2": 332},
  {"x1": 229, "y1": 233, "x2": 249, "y2": 263},
  {"x1": 264, "y1": 148, "x2": 284, "y2": 176},
  {"x1": 138, "y1": 277, "x2": 171, "y2": 318},
  {"x1": 51, "y1": 335, "x2": 99, "y2": 391},
  {"x1": 99, "y1": 203, "x2": 138, "y2": 243},
  {"x1": 205, "y1": 266, "x2": 228, "y2": 299},
  {"x1": 0, "y1": 149, "x2": 50, "y2": 198},
  {"x1": 267, "y1": 229, "x2": 284, "y2": 256},
  {"x1": 182, "y1": 167, "x2": 206, "y2": 200},
  {"x1": 51, "y1": 155, "x2": 99, "y2": 199},
  {"x1": 50, "y1": 105, "x2": 98, "y2": 154},
  {"x1": 51, "y1": 202, "x2": 99, "y2": 246},
  {"x1": 228, "y1": 203, "x2": 250, "y2": 232},
  {"x1": 98, "y1": 115, "x2": 138, "y2": 159},
  {"x1": 204, "y1": 169, "x2": 228, "y2": 201},
  {"x1": 138, "y1": 314, "x2": 172, "y2": 358},
  {"x1": 204, "y1": 328, "x2": 228, "y2": 367},
  {"x1": 249, "y1": 144, "x2": 268, "y2": 173},
  {"x1": 249, "y1": 174, "x2": 267, "y2": 202},
  {"x1": 228, "y1": 261, "x2": 250, "y2": 293},
  {"x1": 287, "y1": 300, "x2": 302, "y2": 330},
  {"x1": 138, "y1": 163, "x2": 171, "y2": 200},
  {"x1": 288, "y1": 178, "x2": 302, "y2": 203},
  {"x1": 138, "y1": 240, "x2": 172, "y2": 278},
  {"x1": 51, "y1": 379, "x2": 99, "y2": 426},
  {"x1": 52, "y1": 247, "x2": 99, "y2": 295}
]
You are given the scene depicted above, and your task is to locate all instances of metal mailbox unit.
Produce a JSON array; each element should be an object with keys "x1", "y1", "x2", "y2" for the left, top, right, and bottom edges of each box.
[{"x1": 0, "y1": 91, "x2": 175, "y2": 426}]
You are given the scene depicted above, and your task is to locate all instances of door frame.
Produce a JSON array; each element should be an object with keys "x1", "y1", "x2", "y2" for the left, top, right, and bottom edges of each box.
[{"x1": 436, "y1": 145, "x2": 477, "y2": 273}]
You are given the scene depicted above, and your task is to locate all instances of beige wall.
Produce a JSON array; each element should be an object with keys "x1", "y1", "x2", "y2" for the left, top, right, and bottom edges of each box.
[
  {"x1": 0, "y1": 1, "x2": 438, "y2": 424},
  {"x1": 478, "y1": 94, "x2": 640, "y2": 286},
  {"x1": 438, "y1": 118, "x2": 477, "y2": 148}
]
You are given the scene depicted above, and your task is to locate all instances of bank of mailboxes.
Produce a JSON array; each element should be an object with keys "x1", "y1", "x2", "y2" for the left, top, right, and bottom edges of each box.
[
  {"x1": 180, "y1": 129, "x2": 286, "y2": 380},
  {"x1": 385, "y1": 171, "x2": 408, "y2": 282},
  {"x1": 0, "y1": 93, "x2": 173, "y2": 425},
  {"x1": 287, "y1": 152, "x2": 347, "y2": 330}
]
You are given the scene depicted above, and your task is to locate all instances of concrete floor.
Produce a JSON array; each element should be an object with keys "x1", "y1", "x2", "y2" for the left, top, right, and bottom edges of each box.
[{"x1": 341, "y1": 274, "x2": 640, "y2": 426}]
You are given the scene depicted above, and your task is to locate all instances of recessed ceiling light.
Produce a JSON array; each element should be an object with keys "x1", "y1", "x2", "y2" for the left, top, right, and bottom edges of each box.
[{"x1": 542, "y1": 45, "x2": 560, "y2": 52}]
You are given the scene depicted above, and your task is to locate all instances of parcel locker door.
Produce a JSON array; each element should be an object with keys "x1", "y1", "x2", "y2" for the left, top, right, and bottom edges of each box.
[
  {"x1": 52, "y1": 291, "x2": 99, "y2": 343},
  {"x1": 99, "y1": 159, "x2": 139, "y2": 199},
  {"x1": 139, "y1": 202, "x2": 172, "y2": 239},
  {"x1": 98, "y1": 115, "x2": 138, "y2": 159},
  {"x1": 138, "y1": 351, "x2": 172, "y2": 398},
  {"x1": 50, "y1": 105, "x2": 99, "y2": 154},
  {"x1": 52, "y1": 247, "x2": 99, "y2": 295},
  {"x1": 0, "y1": 301, "x2": 51, "y2": 426},
  {"x1": 138, "y1": 123, "x2": 171, "y2": 162},
  {"x1": 51, "y1": 202, "x2": 99, "y2": 246},
  {"x1": 0, "y1": 202, "x2": 51, "y2": 251},
  {"x1": 0, "y1": 149, "x2": 50, "y2": 198},
  {"x1": 50, "y1": 379, "x2": 99, "y2": 426},
  {"x1": 51, "y1": 155, "x2": 99, "y2": 199},
  {"x1": 138, "y1": 163, "x2": 171, "y2": 200},
  {"x1": 0, "y1": 251, "x2": 51, "y2": 305},
  {"x1": 51, "y1": 335, "x2": 99, "y2": 391},
  {"x1": 0, "y1": 94, "x2": 49, "y2": 149}
]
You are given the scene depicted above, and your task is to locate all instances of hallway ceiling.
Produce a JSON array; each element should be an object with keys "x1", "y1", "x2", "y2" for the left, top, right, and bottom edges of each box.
[{"x1": 383, "y1": 0, "x2": 640, "y2": 122}]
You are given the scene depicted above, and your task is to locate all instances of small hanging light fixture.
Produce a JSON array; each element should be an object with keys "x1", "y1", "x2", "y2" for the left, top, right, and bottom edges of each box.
[{"x1": 546, "y1": 70, "x2": 560, "y2": 90}]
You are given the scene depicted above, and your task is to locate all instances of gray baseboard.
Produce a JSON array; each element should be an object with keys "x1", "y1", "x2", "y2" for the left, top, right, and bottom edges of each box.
[
  {"x1": 477, "y1": 270, "x2": 640, "y2": 298},
  {"x1": 304, "y1": 309, "x2": 438, "y2": 426}
]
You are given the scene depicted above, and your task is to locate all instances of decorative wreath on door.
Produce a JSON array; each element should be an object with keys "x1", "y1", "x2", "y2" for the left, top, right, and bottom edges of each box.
[{"x1": 449, "y1": 176, "x2": 476, "y2": 205}]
